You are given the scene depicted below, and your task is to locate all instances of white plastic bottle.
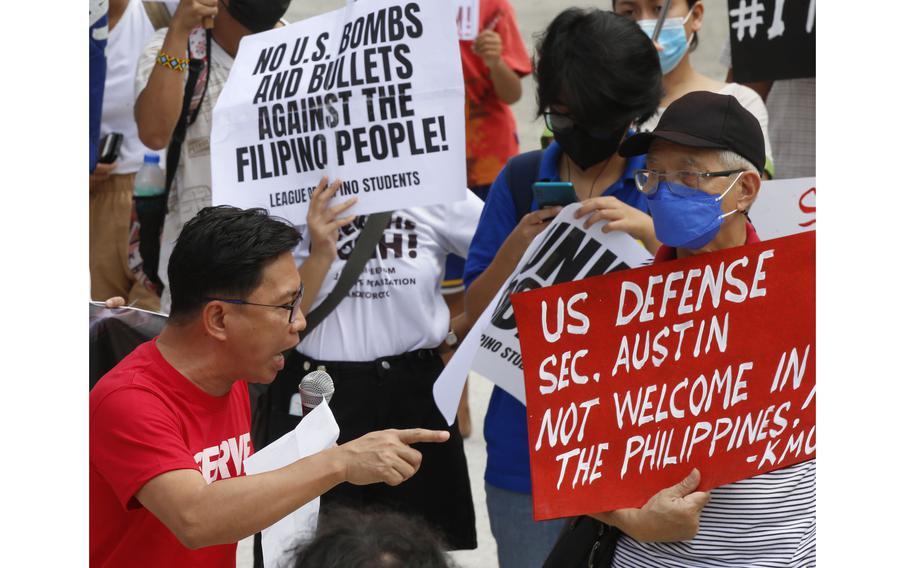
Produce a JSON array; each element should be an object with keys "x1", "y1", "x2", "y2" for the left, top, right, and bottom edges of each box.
[{"x1": 133, "y1": 153, "x2": 165, "y2": 197}]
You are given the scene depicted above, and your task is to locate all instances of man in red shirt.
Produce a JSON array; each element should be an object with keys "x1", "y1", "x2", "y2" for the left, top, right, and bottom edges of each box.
[{"x1": 90, "y1": 204, "x2": 449, "y2": 567}]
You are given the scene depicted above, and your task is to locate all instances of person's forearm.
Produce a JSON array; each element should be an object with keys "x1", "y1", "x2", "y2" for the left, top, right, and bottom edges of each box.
[
  {"x1": 488, "y1": 59, "x2": 522, "y2": 105},
  {"x1": 464, "y1": 237, "x2": 525, "y2": 324},
  {"x1": 298, "y1": 251, "x2": 335, "y2": 314},
  {"x1": 135, "y1": 26, "x2": 192, "y2": 150},
  {"x1": 590, "y1": 510, "x2": 635, "y2": 534},
  {"x1": 178, "y1": 448, "x2": 346, "y2": 548}
]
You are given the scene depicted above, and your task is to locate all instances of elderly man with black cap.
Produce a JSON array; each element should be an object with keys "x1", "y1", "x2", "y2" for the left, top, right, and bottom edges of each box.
[{"x1": 576, "y1": 91, "x2": 816, "y2": 567}]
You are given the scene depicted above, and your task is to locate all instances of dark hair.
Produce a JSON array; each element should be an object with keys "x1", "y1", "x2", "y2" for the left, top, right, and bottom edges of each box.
[
  {"x1": 611, "y1": 0, "x2": 701, "y2": 50},
  {"x1": 535, "y1": 9, "x2": 663, "y2": 129},
  {"x1": 285, "y1": 508, "x2": 453, "y2": 568},
  {"x1": 167, "y1": 206, "x2": 302, "y2": 322}
]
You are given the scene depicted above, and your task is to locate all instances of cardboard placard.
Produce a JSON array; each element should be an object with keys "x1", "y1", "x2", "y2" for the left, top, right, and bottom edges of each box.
[
  {"x1": 748, "y1": 177, "x2": 815, "y2": 240},
  {"x1": 211, "y1": 0, "x2": 467, "y2": 224},
  {"x1": 468, "y1": 204, "x2": 653, "y2": 405},
  {"x1": 512, "y1": 232, "x2": 815, "y2": 520}
]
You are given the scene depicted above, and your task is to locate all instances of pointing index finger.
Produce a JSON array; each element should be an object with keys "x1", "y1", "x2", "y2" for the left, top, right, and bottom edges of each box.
[{"x1": 396, "y1": 428, "x2": 450, "y2": 445}]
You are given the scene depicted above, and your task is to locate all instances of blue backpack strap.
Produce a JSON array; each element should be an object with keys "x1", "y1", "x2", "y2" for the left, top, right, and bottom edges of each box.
[{"x1": 504, "y1": 150, "x2": 544, "y2": 219}]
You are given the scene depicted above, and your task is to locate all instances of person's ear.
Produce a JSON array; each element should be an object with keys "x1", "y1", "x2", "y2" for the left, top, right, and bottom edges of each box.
[
  {"x1": 736, "y1": 170, "x2": 761, "y2": 212},
  {"x1": 689, "y1": 2, "x2": 705, "y2": 34},
  {"x1": 202, "y1": 301, "x2": 230, "y2": 342}
]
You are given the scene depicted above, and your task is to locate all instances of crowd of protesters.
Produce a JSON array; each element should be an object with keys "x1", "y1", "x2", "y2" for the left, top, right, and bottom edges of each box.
[{"x1": 89, "y1": 1, "x2": 815, "y2": 567}]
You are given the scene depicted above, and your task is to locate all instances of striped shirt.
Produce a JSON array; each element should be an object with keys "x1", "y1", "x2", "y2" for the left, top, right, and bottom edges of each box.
[{"x1": 613, "y1": 460, "x2": 816, "y2": 567}]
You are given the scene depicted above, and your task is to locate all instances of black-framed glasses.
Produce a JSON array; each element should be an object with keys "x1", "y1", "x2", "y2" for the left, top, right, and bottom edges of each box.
[
  {"x1": 206, "y1": 284, "x2": 303, "y2": 324},
  {"x1": 543, "y1": 110, "x2": 626, "y2": 140},
  {"x1": 633, "y1": 168, "x2": 745, "y2": 195},
  {"x1": 543, "y1": 110, "x2": 574, "y2": 133}
]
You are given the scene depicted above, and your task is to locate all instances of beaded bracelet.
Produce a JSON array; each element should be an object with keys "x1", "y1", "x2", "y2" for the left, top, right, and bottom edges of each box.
[{"x1": 156, "y1": 50, "x2": 190, "y2": 72}]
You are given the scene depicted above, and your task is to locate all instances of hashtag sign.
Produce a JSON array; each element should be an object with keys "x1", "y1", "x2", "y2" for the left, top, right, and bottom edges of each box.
[{"x1": 730, "y1": 0, "x2": 766, "y2": 41}]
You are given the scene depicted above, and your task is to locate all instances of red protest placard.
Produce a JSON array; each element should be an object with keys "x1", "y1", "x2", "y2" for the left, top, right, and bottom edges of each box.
[{"x1": 511, "y1": 232, "x2": 815, "y2": 521}]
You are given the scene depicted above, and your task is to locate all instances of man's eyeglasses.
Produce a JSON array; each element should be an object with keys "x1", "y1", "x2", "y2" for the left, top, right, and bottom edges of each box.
[
  {"x1": 633, "y1": 168, "x2": 745, "y2": 195},
  {"x1": 206, "y1": 284, "x2": 304, "y2": 324}
]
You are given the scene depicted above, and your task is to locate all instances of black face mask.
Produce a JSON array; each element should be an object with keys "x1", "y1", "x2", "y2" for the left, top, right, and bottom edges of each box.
[
  {"x1": 223, "y1": 0, "x2": 290, "y2": 34},
  {"x1": 553, "y1": 124, "x2": 627, "y2": 171}
]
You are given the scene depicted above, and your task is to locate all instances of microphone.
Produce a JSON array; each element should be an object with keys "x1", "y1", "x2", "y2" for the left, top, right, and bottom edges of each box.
[{"x1": 298, "y1": 370, "x2": 334, "y2": 417}]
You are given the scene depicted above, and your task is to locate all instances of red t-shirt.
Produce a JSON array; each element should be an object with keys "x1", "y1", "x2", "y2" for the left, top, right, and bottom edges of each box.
[
  {"x1": 90, "y1": 340, "x2": 252, "y2": 568},
  {"x1": 460, "y1": 0, "x2": 532, "y2": 188}
]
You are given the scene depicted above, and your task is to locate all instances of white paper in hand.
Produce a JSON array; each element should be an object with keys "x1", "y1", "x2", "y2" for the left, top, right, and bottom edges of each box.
[{"x1": 244, "y1": 399, "x2": 339, "y2": 568}]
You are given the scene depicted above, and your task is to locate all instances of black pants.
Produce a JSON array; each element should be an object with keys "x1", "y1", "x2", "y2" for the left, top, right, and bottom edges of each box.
[{"x1": 252, "y1": 348, "x2": 477, "y2": 566}]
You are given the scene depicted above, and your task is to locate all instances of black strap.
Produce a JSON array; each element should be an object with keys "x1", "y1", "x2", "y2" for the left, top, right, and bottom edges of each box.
[
  {"x1": 139, "y1": 31, "x2": 212, "y2": 287},
  {"x1": 164, "y1": 30, "x2": 212, "y2": 198},
  {"x1": 504, "y1": 149, "x2": 544, "y2": 219},
  {"x1": 299, "y1": 211, "x2": 394, "y2": 340}
]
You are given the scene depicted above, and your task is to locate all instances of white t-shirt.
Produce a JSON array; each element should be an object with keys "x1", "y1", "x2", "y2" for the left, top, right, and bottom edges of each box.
[
  {"x1": 100, "y1": 0, "x2": 162, "y2": 174},
  {"x1": 135, "y1": 28, "x2": 234, "y2": 312},
  {"x1": 293, "y1": 194, "x2": 484, "y2": 361},
  {"x1": 639, "y1": 83, "x2": 774, "y2": 171}
]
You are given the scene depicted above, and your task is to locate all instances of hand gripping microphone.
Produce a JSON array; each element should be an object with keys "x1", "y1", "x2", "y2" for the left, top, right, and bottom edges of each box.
[{"x1": 298, "y1": 370, "x2": 335, "y2": 417}]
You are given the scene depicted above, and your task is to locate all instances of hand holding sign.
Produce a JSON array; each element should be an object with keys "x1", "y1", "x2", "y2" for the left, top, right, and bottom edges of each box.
[
  {"x1": 505, "y1": 207, "x2": 562, "y2": 250},
  {"x1": 576, "y1": 196, "x2": 659, "y2": 252},
  {"x1": 602, "y1": 468, "x2": 710, "y2": 542},
  {"x1": 172, "y1": 0, "x2": 218, "y2": 35},
  {"x1": 473, "y1": 29, "x2": 503, "y2": 69},
  {"x1": 305, "y1": 177, "x2": 357, "y2": 261}
]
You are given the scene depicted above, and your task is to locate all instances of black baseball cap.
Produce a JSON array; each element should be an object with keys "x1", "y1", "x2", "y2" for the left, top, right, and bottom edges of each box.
[{"x1": 619, "y1": 91, "x2": 765, "y2": 173}]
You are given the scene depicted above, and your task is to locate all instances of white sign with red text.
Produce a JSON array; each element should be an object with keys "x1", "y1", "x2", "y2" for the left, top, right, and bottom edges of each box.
[{"x1": 748, "y1": 177, "x2": 816, "y2": 240}]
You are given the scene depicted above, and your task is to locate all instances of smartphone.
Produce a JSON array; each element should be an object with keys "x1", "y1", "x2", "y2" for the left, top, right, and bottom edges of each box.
[
  {"x1": 98, "y1": 132, "x2": 124, "y2": 165},
  {"x1": 533, "y1": 181, "x2": 577, "y2": 208}
]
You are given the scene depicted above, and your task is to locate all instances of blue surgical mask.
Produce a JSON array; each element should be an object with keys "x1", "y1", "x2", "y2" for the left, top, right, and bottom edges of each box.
[
  {"x1": 638, "y1": 10, "x2": 694, "y2": 75},
  {"x1": 647, "y1": 172, "x2": 743, "y2": 250}
]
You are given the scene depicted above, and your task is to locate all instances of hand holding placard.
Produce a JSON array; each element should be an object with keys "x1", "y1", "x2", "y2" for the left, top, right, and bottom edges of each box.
[{"x1": 599, "y1": 468, "x2": 710, "y2": 542}]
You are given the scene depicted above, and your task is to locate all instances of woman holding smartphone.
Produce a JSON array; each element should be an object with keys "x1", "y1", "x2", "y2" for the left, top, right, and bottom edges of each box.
[{"x1": 461, "y1": 9, "x2": 663, "y2": 568}]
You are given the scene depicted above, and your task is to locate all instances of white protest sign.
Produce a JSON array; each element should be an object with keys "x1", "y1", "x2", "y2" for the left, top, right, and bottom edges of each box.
[
  {"x1": 433, "y1": 204, "x2": 652, "y2": 421},
  {"x1": 244, "y1": 400, "x2": 339, "y2": 568},
  {"x1": 748, "y1": 177, "x2": 816, "y2": 240},
  {"x1": 454, "y1": 0, "x2": 480, "y2": 40},
  {"x1": 212, "y1": 0, "x2": 467, "y2": 224}
]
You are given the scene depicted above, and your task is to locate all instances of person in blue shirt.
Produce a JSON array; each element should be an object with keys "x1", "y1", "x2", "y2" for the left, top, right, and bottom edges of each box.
[
  {"x1": 462, "y1": 9, "x2": 664, "y2": 568},
  {"x1": 89, "y1": 0, "x2": 109, "y2": 172}
]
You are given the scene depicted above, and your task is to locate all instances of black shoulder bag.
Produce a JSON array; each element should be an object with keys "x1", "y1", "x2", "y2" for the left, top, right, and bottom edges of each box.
[{"x1": 542, "y1": 515, "x2": 622, "y2": 568}]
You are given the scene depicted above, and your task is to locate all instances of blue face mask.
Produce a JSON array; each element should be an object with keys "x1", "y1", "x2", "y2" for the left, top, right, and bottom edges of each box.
[
  {"x1": 647, "y1": 172, "x2": 743, "y2": 250},
  {"x1": 637, "y1": 10, "x2": 694, "y2": 75}
]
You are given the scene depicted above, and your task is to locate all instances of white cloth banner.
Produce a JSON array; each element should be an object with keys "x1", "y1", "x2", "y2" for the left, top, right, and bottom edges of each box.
[
  {"x1": 434, "y1": 204, "x2": 652, "y2": 422},
  {"x1": 748, "y1": 177, "x2": 816, "y2": 240},
  {"x1": 212, "y1": 0, "x2": 467, "y2": 224},
  {"x1": 243, "y1": 400, "x2": 340, "y2": 568}
]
